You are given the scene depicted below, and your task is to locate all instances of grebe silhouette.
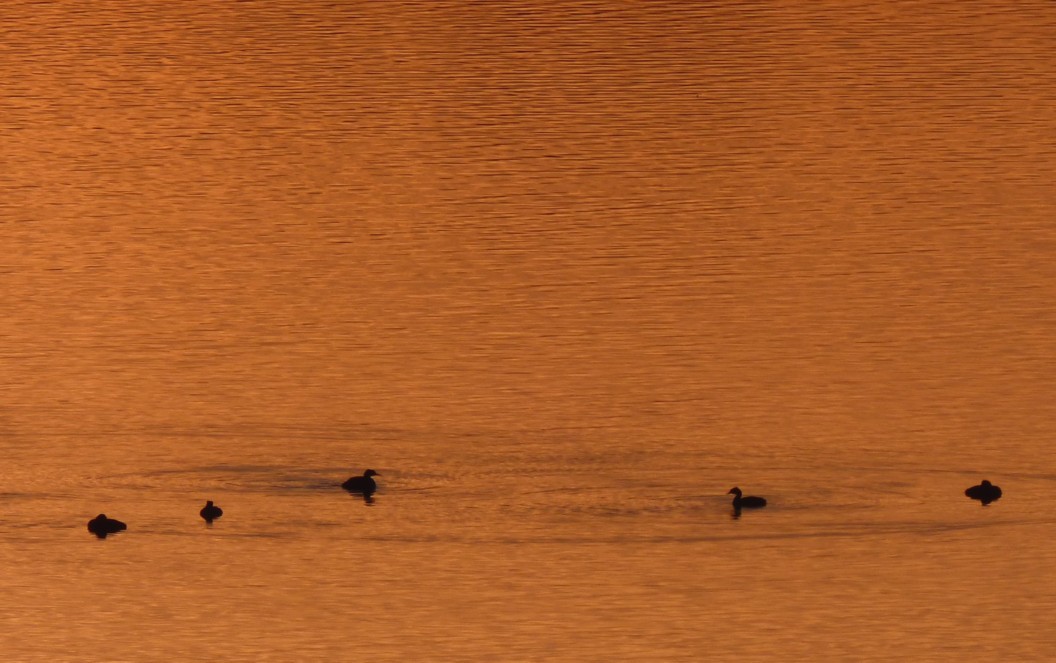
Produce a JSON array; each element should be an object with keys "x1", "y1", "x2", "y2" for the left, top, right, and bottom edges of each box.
[
  {"x1": 200, "y1": 500, "x2": 223, "y2": 523},
  {"x1": 728, "y1": 487, "x2": 767, "y2": 509},
  {"x1": 342, "y1": 469, "x2": 379, "y2": 495},
  {"x1": 965, "y1": 479, "x2": 1002, "y2": 505},
  {"x1": 87, "y1": 514, "x2": 127, "y2": 538}
]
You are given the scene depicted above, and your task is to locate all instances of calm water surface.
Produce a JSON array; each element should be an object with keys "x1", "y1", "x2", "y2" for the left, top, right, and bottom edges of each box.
[{"x1": 1, "y1": 1, "x2": 1054, "y2": 660}]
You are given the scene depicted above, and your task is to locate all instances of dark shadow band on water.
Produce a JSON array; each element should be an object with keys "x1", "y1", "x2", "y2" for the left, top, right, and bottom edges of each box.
[{"x1": 351, "y1": 516, "x2": 1056, "y2": 546}]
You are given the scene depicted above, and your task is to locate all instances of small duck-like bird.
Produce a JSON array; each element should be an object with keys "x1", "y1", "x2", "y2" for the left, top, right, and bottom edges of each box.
[
  {"x1": 965, "y1": 479, "x2": 1002, "y2": 504},
  {"x1": 728, "y1": 487, "x2": 767, "y2": 509},
  {"x1": 200, "y1": 500, "x2": 223, "y2": 523},
  {"x1": 341, "y1": 469, "x2": 379, "y2": 494},
  {"x1": 87, "y1": 514, "x2": 127, "y2": 538}
]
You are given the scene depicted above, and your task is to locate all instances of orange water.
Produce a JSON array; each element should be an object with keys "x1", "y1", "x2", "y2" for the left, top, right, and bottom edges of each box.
[{"x1": 1, "y1": 2, "x2": 1054, "y2": 660}]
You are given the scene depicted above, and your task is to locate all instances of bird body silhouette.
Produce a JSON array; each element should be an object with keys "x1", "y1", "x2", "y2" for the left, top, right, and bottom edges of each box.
[
  {"x1": 200, "y1": 500, "x2": 223, "y2": 523},
  {"x1": 965, "y1": 479, "x2": 1002, "y2": 504},
  {"x1": 728, "y1": 487, "x2": 767, "y2": 509},
  {"x1": 342, "y1": 469, "x2": 379, "y2": 494},
  {"x1": 87, "y1": 514, "x2": 127, "y2": 537}
]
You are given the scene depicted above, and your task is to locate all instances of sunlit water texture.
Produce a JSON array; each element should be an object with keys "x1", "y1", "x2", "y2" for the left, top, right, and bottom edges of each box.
[{"x1": 1, "y1": 1, "x2": 1054, "y2": 661}]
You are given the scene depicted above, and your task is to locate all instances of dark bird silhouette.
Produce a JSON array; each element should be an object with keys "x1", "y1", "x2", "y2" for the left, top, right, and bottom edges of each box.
[
  {"x1": 342, "y1": 469, "x2": 379, "y2": 495},
  {"x1": 965, "y1": 479, "x2": 1002, "y2": 505},
  {"x1": 728, "y1": 487, "x2": 767, "y2": 509},
  {"x1": 87, "y1": 514, "x2": 127, "y2": 538},
  {"x1": 200, "y1": 500, "x2": 223, "y2": 523}
]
